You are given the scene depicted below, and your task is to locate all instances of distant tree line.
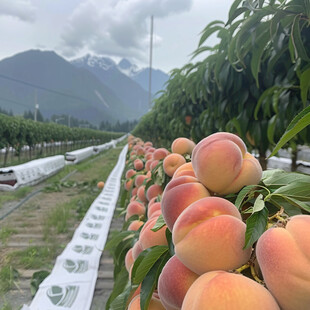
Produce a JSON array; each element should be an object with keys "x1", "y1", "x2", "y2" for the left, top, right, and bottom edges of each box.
[
  {"x1": 99, "y1": 119, "x2": 138, "y2": 133},
  {"x1": 0, "y1": 106, "x2": 137, "y2": 133},
  {"x1": 0, "y1": 106, "x2": 13, "y2": 116}
]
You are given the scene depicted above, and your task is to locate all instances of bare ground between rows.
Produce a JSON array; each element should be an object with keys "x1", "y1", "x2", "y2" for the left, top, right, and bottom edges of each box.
[{"x1": 0, "y1": 146, "x2": 124, "y2": 310}]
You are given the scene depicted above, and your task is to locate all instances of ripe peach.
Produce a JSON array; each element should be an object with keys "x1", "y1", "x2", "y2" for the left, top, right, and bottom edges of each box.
[
  {"x1": 172, "y1": 197, "x2": 252, "y2": 274},
  {"x1": 144, "y1": 141, "x2": 153, "y2": 147},
  {"x1": 145, "y1": 152, "x2": 153, "y2": 160},
  {"x1": 150, "y1": 159, "x2": 159, "y2": 171},
  {"x1": 135, "y1": 174, "x2": 148, "y2": 187},
  {"x1": 191, "y1": 132, "x2": 262, "y2": 195},
  {"x1": 149, "y1": 209, "x2": 162, "y2": 219},
  {"x1": 125, "y1": 178, "x2": 134, "y2": 191},
  {"x1": 161, "y1": 176, "x2": 210, "y2": 231},
  {"x1": 137, "y1": 185, "x2": 148, "y2": 204},
  {"x1": 172, "y1": 162, "x2": 195, "y2": 179},
  {"x1": 158, "y1": 255, "x2": 199, "y2": 310},
  {"x1": 182, "y1": 271, "x2": 280, "y2": 310},
  {"x1": 97, "y1": 181, "x2": 105, "y2": 189},
  {"x1": 126, "y1": 169, "x2": 136, "y2": 179},
  {"x1": 152, "y1": 148, "x2": 169, "y2": 160},
  {"x1": 147, "y1": 202, "x2": 162, "y2": 219},
  {"x1": 148, "y1": 196, "x2": 159, "y2": 208},
  {"x1": 125, "y1": 248, "x2": 134, "y2": 272},
  {"x1": 136, "y1": 146, "x2": 145, "y2": 156},
  {"x1": 131, "y1": 187, "x2": 138, "y2": 197},
  {"x1": 145, "y1": 159, "x2": 153, "y2": 171},
  {"x1": 134, "y1": 159, "x2": 144, "y2": 171},
  {"x1": 128, "y1": 295, "x2": 165, "y2": 310},
  {"x1": 171, "y1": 137, "x2": 196, "y2": 155},
  {"x1": 128, "y1": 220, "x2": 144, "y2": 231},
  {"x1": 256, "y1": 215, "x2": 310, "y2": 310},
  {"x1": 125, "y1": 201, "x2": 146, "y2": 221},
  {"x1": 139, "y1": 217, "x2": 168, "y2": 250},
  {"x1": 146, "y1": 184, "x2": 163, "y2": 201},
  {"x1": 132, "y1": 241, "x2": 143, "y2": 260},
  {"x1": 163, "y1": 153, "x2": 186, "y2": 177}
]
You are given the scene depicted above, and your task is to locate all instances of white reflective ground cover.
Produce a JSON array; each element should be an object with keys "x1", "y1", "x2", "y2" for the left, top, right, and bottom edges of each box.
[
  {"x1": 0, "y1": 155, "x2": 65, "y2": 191},
  {"x1": 22, "y1": 144, "x2": 128, "y2": 310}
]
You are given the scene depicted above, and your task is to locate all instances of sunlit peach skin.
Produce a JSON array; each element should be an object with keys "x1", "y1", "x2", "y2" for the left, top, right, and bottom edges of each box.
[
  {"x1": 171, "y1": 137, "x2": 196, "y2": 155},
  {"x1": 191, "y1": 132, "x2": 262, "y2": 195},
  {"x1": 256, "y1": 215, "x2": 310, "y2": 310},
  {"x1": 158, "y1": 255, "x2": 199, "y2": 310},
  {"x1": 172, "y1": 196, "x2": 252, "y2": 275},
  {"x1": 182, "y1": 271, "x2": 280, "y2": 310},
  {"x1": 161, "y1": 176, "x2": 210, "y2": 231}
]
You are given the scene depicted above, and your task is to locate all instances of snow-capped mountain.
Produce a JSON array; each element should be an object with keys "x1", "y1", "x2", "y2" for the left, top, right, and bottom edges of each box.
[{"x1": 71, "y1": 54, "x2": 169, "y2": 95}]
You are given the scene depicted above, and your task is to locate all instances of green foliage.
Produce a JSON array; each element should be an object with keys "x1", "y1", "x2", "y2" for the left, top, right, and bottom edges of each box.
[
  {"x1": 132, "y1": 0, "x2": 310, "y2": 164},
  {"x1": 0, "y1": 266, "x2": 19, "y2": 294},
  {"x1": 0, "y1": 113, "x2": 124, "y2": 165},
  {"x1": 30, "y1": 270, "x2": 50, "y2": 297},
  {"x1": 269, "y1": 105, "x2": 310, "y2": 157},
  {"x1": 234, "y1": 168, "x2": 310, "y2": 249},
  {"x1": 7, "y1": 246, "x2": 57, "y2": 269}
]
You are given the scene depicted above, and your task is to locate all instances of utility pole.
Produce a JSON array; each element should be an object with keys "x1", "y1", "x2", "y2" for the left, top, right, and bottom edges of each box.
[
  {"x1": 148, "y1": 15, "x2": 154, "y2": 110},
  {"x1": 34, "y1": 89, "x2": 39, "y2": 122},
  {"x1": 68, "y1": 115, "x2": 71, "y2": 128}
]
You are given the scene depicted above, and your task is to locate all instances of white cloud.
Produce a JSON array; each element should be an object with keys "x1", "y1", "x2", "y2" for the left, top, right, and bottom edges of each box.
[
  {"x1": 59, "y1": 0, "x2": 193, "y2": 60},
  {"x1": 0, "y1": 0, "x2": 36, "y2": 22}
]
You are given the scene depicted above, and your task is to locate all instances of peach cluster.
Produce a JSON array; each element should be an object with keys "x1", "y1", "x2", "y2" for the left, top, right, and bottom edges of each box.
[
  {"x1": 123, "y1": 136, "x2": 169, "y2": 293},
  {"x1": 121, "y1": 134, "x2": 310, "y2": 310}
]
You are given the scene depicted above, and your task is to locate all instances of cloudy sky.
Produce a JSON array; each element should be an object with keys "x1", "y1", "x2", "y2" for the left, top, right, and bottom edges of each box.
[{"x1": 0, "y1": 0, "x2": 231, "y2": 73}]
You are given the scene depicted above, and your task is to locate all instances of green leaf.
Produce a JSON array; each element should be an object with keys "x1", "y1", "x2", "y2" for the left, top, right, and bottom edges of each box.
[
  {"x1": 262, "y1": 169, "x2": 310, "y2": 188},
  {"x1": 227, "y1": 7, "x2": 248, "y2": 25},
  {"x1": 253, "y1": 194, "x2": 265, "y2": 213},
  {"x1": 290, "y1": 15, "x2": 310, "y2": 61},
  {"x1": 109, "y1": 282, "x2": 138, "y2": 310},
  {"x1": 300, "y1": 67, "x2": 310, "y2": 106},
  {"x1": 255, "y1": 86, "x2": 281, "y2": 120},
  {"x1": 106, "y1": 266, "x2": 130, "y2": 310},
  {"x1": 267, "y1": 114, "x2": 278, "y2": 144},
  {"x1": 235, "y1": 185, "x2": 259, "y2": 210},
  {"x1": 227, "y1": 0, "x2": 244, "y2": 25},
  {"x1": 151, "y1": 214, "x2": 166, "y2": 232},
  {"x1": 272, "y1": 182, "x2": 310, "y2": 201},
  {"x1": 268, "y1": 105, "x2": 310, "y2": 157},
  {"x1": 281, "y1": 196, "x2": 310, "y2": 213},
  {"x1": 269, "y1": 196, "x2": 303, "y2": 217},
  {"x1": 140, "y1": 252, "x2": 170, "y2": 310},
  {"x1": 105, "y1": 231, "x2": 136, "y2": 250},
  {"x1": 165, "y1": 228, "x2": 175, "y2": 256},
  {"x1": 198, "y1": 21, "x2": 225, "y2": 47},
  {"x1": 131, "y1": 246, "x2": 168, "y2": 285},
  {"x1": 244, "y1": 207, "x2": 269, "y2": 249},
  {"x1": 30, "y1": 270, "x2": 50, "y2": 297},
  {"x1": 251, "y1": 27, "x2": 271, "y2": 87}
]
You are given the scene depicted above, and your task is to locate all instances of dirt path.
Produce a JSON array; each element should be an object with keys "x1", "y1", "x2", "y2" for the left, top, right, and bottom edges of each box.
[{"x1": 0, "y1": 146, "x2": 125, "y2": 310}]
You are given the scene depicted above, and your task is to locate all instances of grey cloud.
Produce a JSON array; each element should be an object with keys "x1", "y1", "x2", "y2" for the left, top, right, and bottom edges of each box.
[
  {"x1": 0, "y1": 0, "x2": 36, "y2": 22},
  {"x1": 59, "y1": 0, "x2": 193, "y2": 59}
]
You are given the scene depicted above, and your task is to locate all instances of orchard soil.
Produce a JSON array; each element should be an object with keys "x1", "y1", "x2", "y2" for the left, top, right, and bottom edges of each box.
[{"x1": 0, "y1": 146, "x2": 124, "y2": 310}]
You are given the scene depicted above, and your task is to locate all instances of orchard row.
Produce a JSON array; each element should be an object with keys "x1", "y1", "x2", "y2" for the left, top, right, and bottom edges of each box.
[{"x1": 105, "y1": 133, "x2": 310, "y2": 310}]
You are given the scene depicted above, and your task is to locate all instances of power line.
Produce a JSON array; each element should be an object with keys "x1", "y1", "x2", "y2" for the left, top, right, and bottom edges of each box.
[{"x1": 0, "y1": 73, "x2": 94, "y2": 105}]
